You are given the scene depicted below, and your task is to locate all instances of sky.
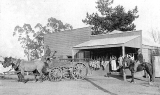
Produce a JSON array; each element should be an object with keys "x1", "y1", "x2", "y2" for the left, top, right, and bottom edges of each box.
[{"x1": 0, "y1": 0, "x2": 160, "y2": 59}]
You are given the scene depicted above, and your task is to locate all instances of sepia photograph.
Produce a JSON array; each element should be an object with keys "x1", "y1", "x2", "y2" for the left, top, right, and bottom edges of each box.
[{"x1": 0, "y1": 0, "x2": 160, "y2": 95}]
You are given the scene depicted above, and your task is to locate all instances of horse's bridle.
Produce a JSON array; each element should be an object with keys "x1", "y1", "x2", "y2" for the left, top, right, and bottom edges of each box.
[{"x1": 11, "y1": 58, "x2": 21, "y2": 69}]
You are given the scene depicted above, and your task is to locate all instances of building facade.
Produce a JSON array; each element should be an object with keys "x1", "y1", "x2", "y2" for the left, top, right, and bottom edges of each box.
[
  {"x1": 44, "y1": 27, "x2": 160, "y2": 77},
  {"x1": 44, "y1": 27, "x2": 160, "y2": 63}
]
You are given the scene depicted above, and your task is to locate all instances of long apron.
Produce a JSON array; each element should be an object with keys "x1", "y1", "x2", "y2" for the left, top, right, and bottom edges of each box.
[{"x1": 111, "y1": 59, "x2": 117, "y2": 71}]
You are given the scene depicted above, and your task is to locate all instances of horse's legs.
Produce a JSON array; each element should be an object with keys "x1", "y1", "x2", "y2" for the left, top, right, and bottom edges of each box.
[
  {"x1": 144, "y1": 63, "x2": 154, "y2": 85},
  {"x1": 17, "y1": 73, "x2": 20, "y2": 82},
  {"x1": 129, "y1": 66, "x2": 135, "y2": 83},
  {"x1": 145, "y1": 70, "x2": 153, "y2": 85},
  {"x1": 35, "y1": 75, "x2": 38, "y2": 82},
  {"x1": 37, "y1": 69, "x2": 43, "y2": 82},
  {"x1": 21, "y1": 70, "x2": 27, "y2": 83},
  {"x1": 32, "y1": 70, "x2": 38, "y2": 82},
  {"x1": 17, "y1": 73, "x2": 23, "y2": 82},
  {"x1": 20, "y1": 73, "x2": 24, "y2": 82},
  {"x1": 19, "y1": 73, "x2": 24, "y2": 82},
  {"x1": 131, "y1": 71, "x2": 135, "y2": 83},
  {"x1": 33, "y1": 74, "x2": 38, "y2": 82},
  {"x1": 145, "y1": 69, "x2": 153, "y2": 82}
]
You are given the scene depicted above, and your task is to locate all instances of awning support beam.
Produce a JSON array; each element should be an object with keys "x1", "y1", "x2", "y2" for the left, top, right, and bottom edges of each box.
[{"x1": 122, "y1": 46, "x2": 126, "y2": 81}]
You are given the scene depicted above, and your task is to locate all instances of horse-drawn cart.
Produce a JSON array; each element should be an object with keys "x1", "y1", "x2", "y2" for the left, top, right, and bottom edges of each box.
[{"x1": 46, "y1": 58, "x2": 88, "y2": 82}]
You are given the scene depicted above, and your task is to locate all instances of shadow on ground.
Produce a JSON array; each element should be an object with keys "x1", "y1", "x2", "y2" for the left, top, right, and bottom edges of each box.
[
  {"x1": 85, "y1": 78, "x2": 118, "y2": 95},
  {"x1": 107, "y1": 74, "x2": 148, "y2": 82},
  {"x1": 107, "y1": 74, "x2": 160, "y2": 88}
]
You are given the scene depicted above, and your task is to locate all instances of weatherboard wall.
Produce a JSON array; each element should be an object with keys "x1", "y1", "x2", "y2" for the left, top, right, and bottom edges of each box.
[{"x1": 44, "y1": 27, "x2": 91, "y2": 57}]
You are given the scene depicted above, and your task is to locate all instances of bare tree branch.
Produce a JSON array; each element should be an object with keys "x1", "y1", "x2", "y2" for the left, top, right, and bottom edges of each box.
[{"x1": 149, "y1": 28, "x2": 160, "y2": 43}]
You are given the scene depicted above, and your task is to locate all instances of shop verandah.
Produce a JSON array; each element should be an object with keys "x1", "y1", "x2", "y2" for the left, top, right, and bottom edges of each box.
[
  {"x1": 80, "y1": 47, "x2": 138, "y2": 60},
  {"x1": 72, "y1": 31, "x2": 141, "y2": 58},
  {"x1": 72, "y1": 33, "x2": 142, "y2": 79},
  {"x1": 72, "y1": 47, "x2": 139, "y2": 73}
]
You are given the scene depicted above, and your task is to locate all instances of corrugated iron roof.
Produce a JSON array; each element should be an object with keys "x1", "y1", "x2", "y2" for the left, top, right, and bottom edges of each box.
[
  {"x1": 142, "y1": 37, "x2": 160, "y2": 47},
  {"x1": 73, "y1": 35, "x2": 140, "y2": 48}
]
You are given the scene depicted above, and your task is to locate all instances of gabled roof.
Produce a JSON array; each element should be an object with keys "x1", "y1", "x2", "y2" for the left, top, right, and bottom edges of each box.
[{"x1": 73, "y1": 29, "x2": 160, "y2": 49}]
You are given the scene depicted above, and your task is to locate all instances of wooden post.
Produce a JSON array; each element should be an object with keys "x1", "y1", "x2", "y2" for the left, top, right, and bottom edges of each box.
[
  {"x1": 122, "y1": 46, "x2": 126, "y2": 81},
  {"x1": 72, "y1": 49, "x2": 79, "y2": 59},
  {"x1": 72, "y1": 49, "x2": 75, "y2": 59},
  {"x1": 152, "y1": 56, "x2": 155, "y2": 82}
]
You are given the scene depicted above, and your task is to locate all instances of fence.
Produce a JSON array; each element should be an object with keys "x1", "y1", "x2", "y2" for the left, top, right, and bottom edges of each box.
[{"x1": 153, "y1": 56, "x2": 160, "y2": 78}]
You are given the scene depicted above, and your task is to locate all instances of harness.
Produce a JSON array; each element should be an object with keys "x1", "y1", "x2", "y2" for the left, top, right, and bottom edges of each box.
[
  {"x1": 7, "y1": 67, "x2": 13, "y2": 72},
  {"x1": 11, "y1": 59, "x2": 22, "y2": 73}
]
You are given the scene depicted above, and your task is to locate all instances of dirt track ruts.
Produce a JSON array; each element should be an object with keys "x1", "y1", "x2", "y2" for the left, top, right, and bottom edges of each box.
[{"x1": 0, "y1": 75, "x2": 160, "y2": 95}]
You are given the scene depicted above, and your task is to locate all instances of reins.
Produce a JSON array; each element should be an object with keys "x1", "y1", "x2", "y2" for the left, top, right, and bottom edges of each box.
[{"x1": 11, "y1": 58, "x2": 21, "y2": 69}]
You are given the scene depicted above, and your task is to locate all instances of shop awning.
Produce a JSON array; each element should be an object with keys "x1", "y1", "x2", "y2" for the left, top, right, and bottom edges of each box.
[{"x1": 73, "y1": 35, "x2": 141, "y2": 49}]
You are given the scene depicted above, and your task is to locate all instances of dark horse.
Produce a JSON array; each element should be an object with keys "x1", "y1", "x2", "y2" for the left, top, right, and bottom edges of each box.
[
  {"x1": 122, "y1": 56, "x2": 153, "y2": 84},
  {"x1": 2, "y1": 57, "x2": 47, "y2": 83}
]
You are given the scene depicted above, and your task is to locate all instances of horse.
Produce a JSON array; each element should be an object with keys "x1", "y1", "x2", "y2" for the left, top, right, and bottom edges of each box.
[
  {"x1": 9, "y1": 60, "x2": 24, "y2": 82},
  {"x1": 3, "y1": 57, "x2": 46, "y2": 83},
  {"x1": 122, "y1": 56, "x2": 153, "y2": 84},
  {"x1": 1, "y1": 57, "x2": 24, "y2": 82}
]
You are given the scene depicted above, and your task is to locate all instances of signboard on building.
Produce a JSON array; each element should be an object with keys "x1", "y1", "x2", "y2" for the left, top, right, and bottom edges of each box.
[{"x1": 154, "y1": 56, "x2": 160, "y2": 77}]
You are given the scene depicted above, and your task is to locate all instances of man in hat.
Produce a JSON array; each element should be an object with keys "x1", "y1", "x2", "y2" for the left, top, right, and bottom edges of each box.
[
  {"x1": 134, "y1": 49, "x2": 143, "y2": 72},
  {"x1": 137, "y1": 49, "x2": 143, "y2": 63},
  {"x1": 44, "y1": 45, "x2": 51, "y2": 61}
]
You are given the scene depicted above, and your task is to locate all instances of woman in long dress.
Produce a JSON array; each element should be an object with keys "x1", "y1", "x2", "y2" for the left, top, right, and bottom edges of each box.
[
  {"x1": 118, "y1": 55, "x2": 123, "y2": 67},
  {"x1": 111, "y1": 56, "x2": 117, "y2": 71}
]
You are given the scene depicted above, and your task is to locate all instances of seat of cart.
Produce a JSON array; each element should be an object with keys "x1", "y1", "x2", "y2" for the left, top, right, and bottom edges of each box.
[{"x1": 47, "y1": 58, "x2": 74, "y2": 69}]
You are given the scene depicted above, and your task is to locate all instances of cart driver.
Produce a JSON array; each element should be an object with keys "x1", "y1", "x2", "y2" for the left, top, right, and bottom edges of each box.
[
  {"x1": 134, "y1": 49, "x2": 143, "y2": 72},
  {"x1": 44, "y1": 45, "x2": 51, "y2": 62}
]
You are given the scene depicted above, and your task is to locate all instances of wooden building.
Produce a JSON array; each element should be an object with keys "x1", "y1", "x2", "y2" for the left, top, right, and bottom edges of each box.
[
  {"x1": 44, "y1": 26, "x2": 160, "y2": 63},
  {"x1": 44, "y1": 27, "x2": 160, "y2": 79}
]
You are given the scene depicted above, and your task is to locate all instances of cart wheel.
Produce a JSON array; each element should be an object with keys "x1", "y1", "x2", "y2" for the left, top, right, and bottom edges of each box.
[
  {"x1": 49, "y1": 67, "x2": 62, "y2": 82},
  {"x1": 62, "y1": 67, "x2": 71, "y2": 79},
  {"x1": 72, "y1": 63, "x2": 87, "y2": 80}
]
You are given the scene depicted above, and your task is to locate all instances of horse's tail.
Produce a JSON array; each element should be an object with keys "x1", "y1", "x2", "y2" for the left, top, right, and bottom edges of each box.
[{"x1": 143, "y1": 62, "x2": 153, "y2": 75}]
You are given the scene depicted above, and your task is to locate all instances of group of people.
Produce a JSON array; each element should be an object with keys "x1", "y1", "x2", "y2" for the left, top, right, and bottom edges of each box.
[
  {"x1": 109, "y1": 55, "x2": 124, "y2": 72},
  {"x1": 108, "y1": 49, "x2": 144, "y2": 72},
  {"x1": 89, "y1": 55, "x2": 121, "y2": 72}
]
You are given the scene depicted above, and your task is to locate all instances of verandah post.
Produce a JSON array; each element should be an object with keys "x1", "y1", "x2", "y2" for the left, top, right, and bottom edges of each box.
[
  {"x1": 122, "y1": 46, "x2": 126, "y2": 81},
  {"x1": 152, "y1": 56, "x2": 155, "y2": 82}
]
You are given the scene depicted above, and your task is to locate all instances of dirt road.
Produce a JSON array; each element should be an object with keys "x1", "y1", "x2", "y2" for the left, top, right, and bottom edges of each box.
[{"x1": 0, "y1": 75, "x2": 160, "y2": 95}]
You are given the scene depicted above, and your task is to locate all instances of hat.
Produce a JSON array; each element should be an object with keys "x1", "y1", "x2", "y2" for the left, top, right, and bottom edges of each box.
[
  {"x1": 138, "y1": 49, "x2": 141, "y2": 52},
  {"x1": 46, "y1": 45, "x2": 49, "y2": 48}
]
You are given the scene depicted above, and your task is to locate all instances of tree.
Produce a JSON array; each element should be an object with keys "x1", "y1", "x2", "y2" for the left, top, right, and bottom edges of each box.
[
  {"x1": 149, "y1": 28, "x2": 160, "y2": 44},
  {"x1": 82, "y1": 0, "x2": 139, "y2": 35},
  {"x1": 149, "y1": 28, "x2": 160, "y2": 56},
  {"x1": 46, "y1": 17, "x2": 73, "y2": 32},
  {"x1": 13, "y1": 18, "x2": 73, "y2": 60},
  {"x1": 13, "y1": 24, "x2": 35, "y2": 61}
]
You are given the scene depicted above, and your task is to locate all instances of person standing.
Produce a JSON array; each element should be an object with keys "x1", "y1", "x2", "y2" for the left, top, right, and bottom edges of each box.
[
  {"x1": 44, "y1": 45, "x2": 51, "y2": 61},
  {"x1": 134, "y1": 49, "x2": 143, "y2": 72},
  {"x1": 111, "y1": 56, "x2": 117, "y2": 71},
  {"x1": 118, "y1": 55, "x2": 123, "y2": 67},
  {"x1": 137, "y1": 49, "x2": 143, "y2": 63}
]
